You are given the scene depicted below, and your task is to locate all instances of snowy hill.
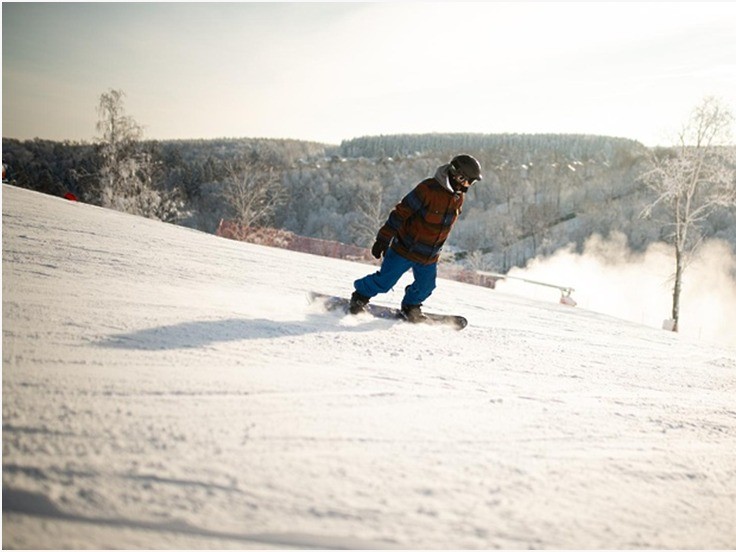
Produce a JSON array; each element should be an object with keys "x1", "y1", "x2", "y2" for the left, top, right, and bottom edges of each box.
[{"x1": 3, "y1": 184, "x2": 735, "y2": 549}]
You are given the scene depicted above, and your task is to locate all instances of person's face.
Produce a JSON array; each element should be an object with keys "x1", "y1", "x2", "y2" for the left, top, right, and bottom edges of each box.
[{"x1": 452, "y1": 172, "x2": 471, "y2": 192}]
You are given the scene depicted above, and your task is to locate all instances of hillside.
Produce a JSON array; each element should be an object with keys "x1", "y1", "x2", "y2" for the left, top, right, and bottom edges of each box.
[
  {"x1": 3, "y1": 184, "x2": 736, "y2": 549},
  {"x1": 11, "y1": 132, "x2": 736, "y2": 274}
]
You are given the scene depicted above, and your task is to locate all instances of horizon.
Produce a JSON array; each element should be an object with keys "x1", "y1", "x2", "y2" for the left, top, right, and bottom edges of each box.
[
  {"x1": 1, "y1": 129, "x2": 654, "y2": 148},
  {"x1": 3, "y1": 2, "x2": 736, "y2": 147}
]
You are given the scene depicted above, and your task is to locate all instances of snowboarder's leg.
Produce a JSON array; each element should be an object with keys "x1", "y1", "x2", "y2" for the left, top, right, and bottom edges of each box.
[
  {"x1": 354, "y1": 247, "x2": 411, "y2": 298},
  {"x1": 401, "y1": 261, "x2": 437, "y2": 307}
]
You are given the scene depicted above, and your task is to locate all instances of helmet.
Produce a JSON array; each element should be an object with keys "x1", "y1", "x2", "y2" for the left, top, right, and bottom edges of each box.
[{"x1": 450, "y1": 154, "x2": 482, "y2": 182}]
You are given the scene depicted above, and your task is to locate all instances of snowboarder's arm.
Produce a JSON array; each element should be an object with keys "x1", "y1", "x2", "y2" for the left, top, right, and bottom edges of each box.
[{"x1": 375, "y1": 184, "x2": 424, "y2": 244}]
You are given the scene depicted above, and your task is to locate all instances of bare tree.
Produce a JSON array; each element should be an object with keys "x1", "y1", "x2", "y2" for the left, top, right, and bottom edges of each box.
[
  {"x1": 491, "y1": 213, "x2": 521, "y2": 272},
  {"x1": 222, "y1": 161, "x2": 284, "y2": 231},
  {"x1": 350, "y1": 181, "x2": 384, "y2": 247},
  {"x1": 640, "y1": 96, "x2": 736, "y2": 332},
  {"x1": 463, "y1": 250, "x2": 491, "y2": 272},
  {"x1": 521, "y1": 201, "x2": 557, "y2": 257}
]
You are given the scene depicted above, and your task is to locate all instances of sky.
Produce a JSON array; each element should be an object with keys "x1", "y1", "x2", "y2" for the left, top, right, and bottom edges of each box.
[{"x1": 3, "y1": 2, "x2": 736, "y2": 146}]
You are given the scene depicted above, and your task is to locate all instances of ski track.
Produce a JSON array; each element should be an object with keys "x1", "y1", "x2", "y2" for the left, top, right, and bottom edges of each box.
[{"x1": 3, "y1": 185, "x2": 736, "y2": 549}]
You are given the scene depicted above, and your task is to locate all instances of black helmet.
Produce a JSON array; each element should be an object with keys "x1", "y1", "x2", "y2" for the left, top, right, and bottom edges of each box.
[{"x1": 450, "y1": 154, "x2": 482, "y2": 182}]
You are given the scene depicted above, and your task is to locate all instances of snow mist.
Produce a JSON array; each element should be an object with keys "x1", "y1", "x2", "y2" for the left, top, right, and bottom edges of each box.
[{"x1": 500, "y1": 233, "x2": 736, "y2": 347}]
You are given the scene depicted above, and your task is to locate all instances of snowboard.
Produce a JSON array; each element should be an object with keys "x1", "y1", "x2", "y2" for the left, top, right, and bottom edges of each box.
[{"x1": 308, "y1": 292, "x2": 468, "y2": 331}]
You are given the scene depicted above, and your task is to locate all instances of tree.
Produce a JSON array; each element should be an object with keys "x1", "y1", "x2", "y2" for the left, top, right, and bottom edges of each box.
[
  {"x1": 222, "y1": 160, "x2": 284, "y2": 231},
  {"x1": 97, "y1": 89, "x2": 141, "y2": 206},
  {"x1": 640, "y1": 96, "x2": 736, "y2": 332},
  {"x1": 96, "y1": 89, "x2": 176, "y2": 219},
  {"x1": 97, "y1": 89, "x2": 143, "y2": 150},
  {"x1": 349, "y1": 181, "x2": 384, "y2": 247},
  {"x1": 520, "y1": 201, "x2": 557, "y2": 257}
]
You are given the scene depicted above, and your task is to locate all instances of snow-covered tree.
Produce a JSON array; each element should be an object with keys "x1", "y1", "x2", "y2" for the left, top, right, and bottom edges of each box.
[
  {"x1": 640, "y1": 96, "x2": 736, "y2": 332},
  {"x1": 95, "y1": 89, "x2": 183, "y2": 221},
  {"x1": 96, "y1": 89, "x2": 143, "y2": 206}
]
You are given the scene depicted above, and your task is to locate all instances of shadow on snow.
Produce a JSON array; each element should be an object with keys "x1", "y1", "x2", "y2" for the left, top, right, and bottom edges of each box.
[
  {"x1": 94, "y1": 312, "x2": 390, "y2": 351},
  {"x1": 2, "y1": 486, "x2": 393, "y2": 549}
]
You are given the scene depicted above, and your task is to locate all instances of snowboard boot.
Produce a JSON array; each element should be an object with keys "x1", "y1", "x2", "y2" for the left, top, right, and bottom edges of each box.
[
  {"x1": 349, "y1": 291, "x2": 370, "y2": 314},
  {"x1": 401, "y1": 303, "x2": 427, "y2": 323}
]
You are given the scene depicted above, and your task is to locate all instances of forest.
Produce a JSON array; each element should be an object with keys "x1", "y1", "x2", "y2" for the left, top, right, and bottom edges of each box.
[{"x1": 3, "y1": 131, "x2": 736, "y2": 273}]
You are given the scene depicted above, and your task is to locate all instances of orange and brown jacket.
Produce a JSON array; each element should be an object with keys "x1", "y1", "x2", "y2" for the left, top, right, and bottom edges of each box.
[{"x1": 376, "y1": 164, "x2": 464, "y2": 265}]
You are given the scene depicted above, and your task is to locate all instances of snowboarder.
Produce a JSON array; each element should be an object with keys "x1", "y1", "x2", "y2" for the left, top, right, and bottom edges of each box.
[{"x1": 350, "y1": 154, "x2": 482, "y2": 322}]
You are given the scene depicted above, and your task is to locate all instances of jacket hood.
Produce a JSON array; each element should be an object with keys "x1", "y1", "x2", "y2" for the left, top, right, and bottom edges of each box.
[{"x1": 433, "y1": 164, "x2": 455, "y2": 194}]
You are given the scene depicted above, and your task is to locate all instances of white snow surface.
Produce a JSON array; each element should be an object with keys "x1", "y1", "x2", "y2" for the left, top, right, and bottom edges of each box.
[{"x1": 3, "y1": 184, "x2": 736, "y2": 549}]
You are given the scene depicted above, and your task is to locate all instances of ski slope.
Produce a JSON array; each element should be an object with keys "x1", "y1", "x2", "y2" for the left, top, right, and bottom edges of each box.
[{"x1": 3, "y1": 184, "x2": 735, "y2": 549}]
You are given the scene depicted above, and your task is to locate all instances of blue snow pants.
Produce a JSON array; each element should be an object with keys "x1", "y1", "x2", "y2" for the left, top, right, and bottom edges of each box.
[{"x1": 354, "y1": 247, "x2": 437, "y2": 307}]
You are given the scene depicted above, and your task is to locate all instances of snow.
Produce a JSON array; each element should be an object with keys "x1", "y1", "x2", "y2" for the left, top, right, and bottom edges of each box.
[
  {"x1": 3, "y1": 183, "x2": 736, "y2": 549},
  {"x1": 503, "y1": 232, "x2": 736, "y2": 347}
]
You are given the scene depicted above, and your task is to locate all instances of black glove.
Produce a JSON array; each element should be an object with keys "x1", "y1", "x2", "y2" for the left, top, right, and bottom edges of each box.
[{"x1": 371, "y1": 240, "x2": 388, "y2": 259}]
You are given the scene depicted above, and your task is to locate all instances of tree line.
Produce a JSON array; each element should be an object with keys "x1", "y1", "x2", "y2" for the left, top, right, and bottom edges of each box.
[{"x1": 3, "y1": 91, "x2": 735, "y2": 332}]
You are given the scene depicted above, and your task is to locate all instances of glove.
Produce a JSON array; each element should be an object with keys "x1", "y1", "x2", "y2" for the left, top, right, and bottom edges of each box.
[{"x1": 371, "y1": 240, "x2": 388, "y2": 259}]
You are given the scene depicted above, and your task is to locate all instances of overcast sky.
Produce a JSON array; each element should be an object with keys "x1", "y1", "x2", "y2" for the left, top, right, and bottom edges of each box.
[{"x1": 3, "y1": 2, "x2": 736, "y2": 146}]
